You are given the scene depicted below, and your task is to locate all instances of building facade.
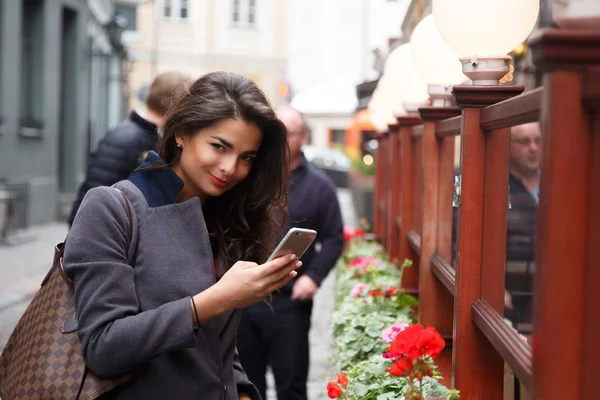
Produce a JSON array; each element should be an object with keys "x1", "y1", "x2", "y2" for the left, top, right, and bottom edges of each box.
[
  {"x1": 124, "y1": 0, "x2": 287, "y2": 110},
  {"x1": 0, "y1": 0, "x2": 129, "y2": 228}
]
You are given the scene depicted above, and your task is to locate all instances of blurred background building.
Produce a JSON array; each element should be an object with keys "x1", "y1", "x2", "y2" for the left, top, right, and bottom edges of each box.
[
  {"x1": 287, "y1": 0, "x2": 409, "y2": 152},
  {"x1": 0, "y1": 0, "x2": 129, "y2": 230},
  {"x1": 125, "y1": 0, "x2": 288, "y2": 111},
  {"x1": 0, "y1": 0, "x2": 415, "y2": 232},
  {"x1": 0, "y1": 0, "x2": 474, "y2": 232}
]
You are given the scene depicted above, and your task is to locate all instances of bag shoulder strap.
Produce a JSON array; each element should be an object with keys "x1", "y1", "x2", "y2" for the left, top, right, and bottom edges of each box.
[
  {"x1": 117, "y1": 189, "x2": 139, "y2": 267},
  {"x1": 46, "y1": 189, "x2": 138, "y2": 288},
  {"x1": 118, "y1": 190, "x2": 133, "y2": 248}
]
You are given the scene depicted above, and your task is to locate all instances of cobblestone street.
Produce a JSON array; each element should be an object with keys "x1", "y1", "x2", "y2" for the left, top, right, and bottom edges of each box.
[{"x1": 0, "y1": 189, "x2": 357, "y2": 400}]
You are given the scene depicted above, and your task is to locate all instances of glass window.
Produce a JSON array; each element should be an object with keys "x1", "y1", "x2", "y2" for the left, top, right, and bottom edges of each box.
[
  {"x1": 232, "y1": 0, "x2": 256, "y2": 28},
  {"x1": 115, "y1": 4, "x2": 137, "y2": 31},
  {"x1": 163, "y1": 0, "x2": 172, "y2": 18},
  {"x1": 248, "y1": 0, "x2": 256, "y2": 24},
  {"x1": 20, "y1": 0, "x2": 45, "y2": 130},
  {"x1": 232, "y1": 0, "x2": 240, "y2": 23},
  {"x1": 180, "y1": 0, "x2": 188, "y2": 19}
]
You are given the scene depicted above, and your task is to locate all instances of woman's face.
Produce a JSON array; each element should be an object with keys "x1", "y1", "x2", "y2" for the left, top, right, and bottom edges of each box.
[{"x1": 173, "y1": 118, "x2": 263, "y2": 204}]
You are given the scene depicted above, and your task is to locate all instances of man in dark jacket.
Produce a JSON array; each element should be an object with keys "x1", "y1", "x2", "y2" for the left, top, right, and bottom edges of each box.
[
  {"x1": 237, "y1": 106, "x2": 345, "y2": 400},
  {"x1": 451, "y1": 122, "x2": 540, "y2": 327},
  {"x1": 505, "y1": 122, "x2": 540, "y2": 328},
  {"x1": 68, "y1": 71, "x2": 192, "y2": 226}
]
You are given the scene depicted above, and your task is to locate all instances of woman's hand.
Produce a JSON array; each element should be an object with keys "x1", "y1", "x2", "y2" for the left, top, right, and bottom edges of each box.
[
  {"x1": 191, "y1": 254, "x2": 301, "y2": 324},
  {"x1": 216, "y1": 254, "x2": 302, "y2": 309}
]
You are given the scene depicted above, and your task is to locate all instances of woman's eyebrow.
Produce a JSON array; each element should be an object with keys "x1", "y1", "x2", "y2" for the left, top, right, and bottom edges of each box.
[
  {"x1": 211, "y1": 136, "x2": 258, "y2": 154},
  {"x1": 210, "y1": 136, "x2": 233, "y2": 149}
]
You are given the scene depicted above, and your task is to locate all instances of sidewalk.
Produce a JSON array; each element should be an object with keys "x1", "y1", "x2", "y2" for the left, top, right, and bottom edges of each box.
[{"x1": 0, "y1": 222, "x2": 68, "y2": 351}]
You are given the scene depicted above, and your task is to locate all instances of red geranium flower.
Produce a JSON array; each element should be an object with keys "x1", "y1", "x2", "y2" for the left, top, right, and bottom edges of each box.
[
  {"x1": 385, "y1": 287, "x2": 398, "y2": 297},
  {"x1": 343, "y1": 227, "x2": 356, "y2": 241},
  {"x1": 386, "y1": 357, "x2": 414, "y2": 377},
  {"x1": 370, "y1": 289, "x2": 384, "y2": 297},
  {"x1": 417, "y1": 326, "x2": 445, "y2": 358},
  {"x1": 383, "y1": 324, "x2": 424, "y2": 359},
  {"x1": 336, "y1": 372, "x2": 348, "y2": 388},
  {"x1": 327, "y1": 381, "x2": 343, "y2": 398},
  {"x1": 383, "y1": 324, "x2": 446, "y2": 399}
]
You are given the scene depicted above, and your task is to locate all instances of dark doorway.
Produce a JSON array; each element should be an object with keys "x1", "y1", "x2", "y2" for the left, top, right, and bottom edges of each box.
[{"x1": 58, "y1": 7, "x2": 78, "y2": 192}]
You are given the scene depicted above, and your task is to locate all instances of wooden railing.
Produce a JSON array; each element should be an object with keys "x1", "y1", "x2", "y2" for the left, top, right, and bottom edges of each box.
[{"x1": 372, "y1": 28, "x2": 600, "y2": 399}]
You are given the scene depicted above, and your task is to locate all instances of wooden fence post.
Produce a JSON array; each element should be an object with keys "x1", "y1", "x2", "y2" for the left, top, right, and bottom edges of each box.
[
  {"x1": 387, "y1": 123, "x2": 401, "y2": 262},
  {"x1": 397, "y1": 115, "x2": 422, "y2": 292},
  {"x1": 374, "y1": 132, "x2": 385, "y2": 241},
  {"x1": 583, "y1": 65, "x2": 600, "y2": 400},
  {"x1": 418, "y1": 106, "x2": 461, "y2": 385},
  {"x1": 528, "y1": 28, "x2": 600, "y2": 400},
  {"x1": 452, "y1": 86, "x2": 523, "y2": 399}
]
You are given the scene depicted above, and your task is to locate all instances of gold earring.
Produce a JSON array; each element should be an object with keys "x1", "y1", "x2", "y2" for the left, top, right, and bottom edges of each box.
[{"x1": 176, "y1": 142, "x2": 182, "y2": 148}]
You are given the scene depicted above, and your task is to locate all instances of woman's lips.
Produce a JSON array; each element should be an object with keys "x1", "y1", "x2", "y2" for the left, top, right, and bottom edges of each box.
[{"x1": 210, "y1": 174, "x2": 228, "y2": 188}]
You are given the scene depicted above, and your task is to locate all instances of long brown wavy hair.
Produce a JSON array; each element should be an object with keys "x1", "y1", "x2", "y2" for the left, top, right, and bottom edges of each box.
[{"x1": 158, "y1": 72, "x2": 289, "y2": 267}]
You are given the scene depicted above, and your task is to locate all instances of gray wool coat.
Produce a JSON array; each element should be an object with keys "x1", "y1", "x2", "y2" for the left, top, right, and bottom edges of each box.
[{"x1": 63, "y1": 152, "x2": 261, "y2": 399}]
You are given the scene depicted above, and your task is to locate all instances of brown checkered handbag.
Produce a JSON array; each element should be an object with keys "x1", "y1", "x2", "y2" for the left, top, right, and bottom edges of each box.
[{"x1": 0, "y1": 191, "x2": 136, "y2": 399}]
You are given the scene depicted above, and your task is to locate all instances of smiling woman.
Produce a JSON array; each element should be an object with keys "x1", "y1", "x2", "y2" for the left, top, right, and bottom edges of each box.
[
  {"x1": 159, "y1": 71, "x2": 290, "y2": 267},
  {"x1": 61, "y1": 71, "x2": 294, "y2": 399},
  {"x1": 173, "y1": 119, "x2": 262, "y2": 204}
]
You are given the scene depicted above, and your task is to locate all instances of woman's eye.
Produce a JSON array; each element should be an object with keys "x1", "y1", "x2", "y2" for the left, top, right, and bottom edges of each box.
[
  {"x1": 211, "y1": 143, "x2": 225, "y2": 151},
  {"x1": 241, "y1": 156, "x2": 255, "y2": 163}
]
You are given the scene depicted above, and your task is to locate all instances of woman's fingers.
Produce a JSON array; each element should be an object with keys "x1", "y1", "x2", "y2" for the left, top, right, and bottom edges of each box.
[
  {"x1": 267, "y1": 270, "x2": 299, "y2": 294},
  {"x1": 249, "y1": 254, "x2": 303, "y2": 295},
  {"x1": 261, "y1": 254, "x2": 297, "y2": 275},
  {"x1": 274, "y1": 259, "x2": 301, "y2": 281},
  {"x1": 261, "y1": 255, "x2": 302, "y2": 278}
]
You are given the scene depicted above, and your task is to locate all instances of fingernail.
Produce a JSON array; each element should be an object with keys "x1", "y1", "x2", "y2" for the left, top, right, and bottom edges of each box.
[
  {"x1": 291, "y1": 271, "x2": 298, "y2": 277},
  {"x1": 295, "y1": 261, "x2": 302, "y2": 268},
  {"x1": 289, "y1": 254, "x2": 297, "y2": 260}
]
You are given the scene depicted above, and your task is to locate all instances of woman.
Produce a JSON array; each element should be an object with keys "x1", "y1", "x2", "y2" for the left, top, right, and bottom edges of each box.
[{"x1": 64, "y1": 72, "x2": 298, "y2": 399}]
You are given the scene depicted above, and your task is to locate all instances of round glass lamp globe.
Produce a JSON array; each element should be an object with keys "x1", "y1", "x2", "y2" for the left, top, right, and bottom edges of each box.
[
  {"x1": 369, "y1": 82, "x2": 398, "y2": 125},
  {"x1": 410, "y1": 14, "x2": 465, "y2": 85},
  {"x1": 369, "y1": 109, "x2": 394, "y2": 132},
  {"x1": 383, "y1": 44, "x2": 429, "y2": 105},
  {"x1": 367, "y1": 88, "x2": 385, "y2": 130},
  {"x1": 368, "y1": 84, "x2": 386, "y2": 114},
  {"x1": 432, "y1": 0, "x2": 539, "y2": 57}
]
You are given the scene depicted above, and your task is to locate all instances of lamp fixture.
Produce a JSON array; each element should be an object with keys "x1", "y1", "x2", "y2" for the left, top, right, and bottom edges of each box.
[
  {"x1": 367, "y1": 86, "x2": 396, "y2": 133},
  {"x1": 383, "y1": 44, "x2": 429, "y2": 112},
  {"x1": 410, "y1": 14, "x2": 466, "y2": 105},
  {"x1": 432, "y1": 0, "x2": 539, "y2": 85}
]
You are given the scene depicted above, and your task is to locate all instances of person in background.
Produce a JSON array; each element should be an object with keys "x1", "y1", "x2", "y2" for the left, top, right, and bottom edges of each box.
[
  {"x1": 505, "y1": 122, "x2": 540, "y2": 326},
  {"x1": 237, "y1": 106, "x2": 345, "y2": 400},
  {"x1": 451, "y1": 122, "x2": 540, "y2": 322},
  {"x1": 64, "y1": 71, "x2": 296, "y2": 399},
  {"x1": 67, "y1": 71, "x2": 192, "y2": 226}
]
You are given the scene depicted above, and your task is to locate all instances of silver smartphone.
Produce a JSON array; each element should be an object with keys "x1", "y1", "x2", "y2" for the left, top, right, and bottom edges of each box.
[{"x1": 266, "y1": 228, "x2": 317, "y2": 262}]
